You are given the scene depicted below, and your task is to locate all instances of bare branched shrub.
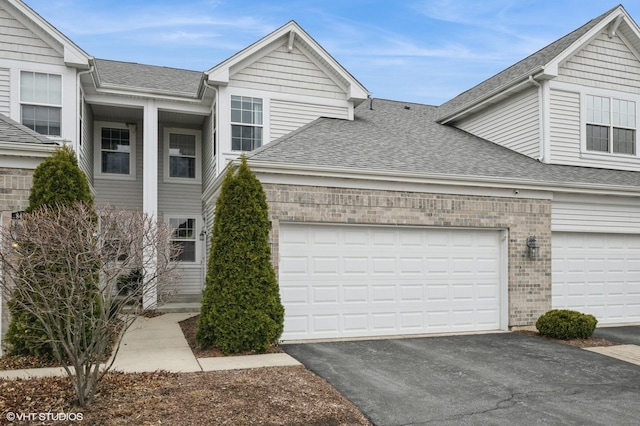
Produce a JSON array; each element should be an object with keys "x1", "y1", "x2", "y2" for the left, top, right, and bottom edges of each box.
[{"x1": 0, "y1": 203, "x2": 179, "y2": 406}]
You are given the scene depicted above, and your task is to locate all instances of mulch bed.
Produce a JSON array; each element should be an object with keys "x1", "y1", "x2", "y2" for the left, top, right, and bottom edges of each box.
[
  {"x1": 178, "y1": 314, "x2": 283, "y2": 358},
  {"x1": 514, "y1": 329, "x2": 619, "y2": 348},
  {"x1": 0, "y1": 367, "x2": 372, "y2": 425},
  {"x1": 0, "y1": 314, "x2": 371, "y2": 425}
]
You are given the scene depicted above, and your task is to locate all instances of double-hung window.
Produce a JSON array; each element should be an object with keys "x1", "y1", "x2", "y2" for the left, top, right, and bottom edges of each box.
[
  {"x1": 164, "y1": 128, "x2": 201, "y2": 182},
  {"x1": 586, "y1": 95, "x2": 636, "y2": 155},
  {"x1": 94, "y1": 122, "x2": 136, "y2": 179},
  {"x1": 101, "y1": 127, "x2": 131, "y2": 174},
  {"x1": 169, "y1": 218, "x2": 196, "y2": 262},
  {"x1": 231, "y1": 96, "x2": 262, "y2": 151},
  {"x1": 20, "y1": 71, "x2": 62, "y2": 136}
]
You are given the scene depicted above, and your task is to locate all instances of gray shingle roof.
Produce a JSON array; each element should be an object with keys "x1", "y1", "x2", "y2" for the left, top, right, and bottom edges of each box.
[
  {"x1": 94, "y1": 59, "x2": 204, "y2": 97},
  {"x1": 248, "y1": 98, "x2": 640, "y2": 189},
  {"x1": 0, "y1": 114, "x2": 58, "y2": 145},
  {"x1": 437, "y1": 6, "x2": 618, "y2": 121}
]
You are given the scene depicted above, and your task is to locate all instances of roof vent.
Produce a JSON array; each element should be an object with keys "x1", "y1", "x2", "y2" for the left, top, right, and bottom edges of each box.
[{"x1": 404, "y1": 105, "x2": 411, "y2": 110}]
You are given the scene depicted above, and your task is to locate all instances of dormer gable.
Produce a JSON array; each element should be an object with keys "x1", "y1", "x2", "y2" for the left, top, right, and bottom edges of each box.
[
  {"x1": 206, "y1": 21, "x2": 368, "y2": 105},
  {"x1": 3, "y1": 0, "x2": 91, "y2": 69}
]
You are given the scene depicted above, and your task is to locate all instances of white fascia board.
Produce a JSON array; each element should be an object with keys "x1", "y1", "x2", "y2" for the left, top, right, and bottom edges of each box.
[
  {"x1": 92, "y1": 85, "x2": 203, "y2": 103},
  {"x1": 0, "y1": 141, "x2": 59, "y2": 157},
  {"x1": 207, "y1": 68, "x2": 229, "y2": 86},
  {"x1": 244, "y1": 160, "x2": 640, "y2": 199}
]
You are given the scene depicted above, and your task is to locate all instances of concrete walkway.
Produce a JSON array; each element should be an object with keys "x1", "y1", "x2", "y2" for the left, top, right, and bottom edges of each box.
[
  {"x1": 585, "y1": 345, "x2": 640, "y2": 366},
  {"x1": 0, "y1": 313, "x2": 300, "y2": 379}
]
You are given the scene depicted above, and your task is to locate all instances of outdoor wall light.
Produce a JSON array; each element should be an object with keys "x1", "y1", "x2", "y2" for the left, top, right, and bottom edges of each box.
[
  {"x1": 527, "y1": 236, "x2": 539, "y2": 260},
  {"x1": 199, "y1": 230, "x2": 206, "y2": 241}
]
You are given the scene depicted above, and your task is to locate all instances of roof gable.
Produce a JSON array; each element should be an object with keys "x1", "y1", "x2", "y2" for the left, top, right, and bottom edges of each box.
[
  {"x1": 438, "y1": 5, "x2": 637, "y2": 123},
  {"x1": 5, "y1": 0, "x2": 90, "y2": 68},
  {"x1": 206, "y1": 21, "x2": 369, "y2": 104}
]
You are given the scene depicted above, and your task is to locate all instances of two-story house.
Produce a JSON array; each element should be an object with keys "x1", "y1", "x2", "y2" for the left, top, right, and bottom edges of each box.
[
  {"x1": 1, "y1": 0, "x2": 639, "y2": 343},
  {"x1": 0, "y1": 0, "x2": 367, "y2": 321}
]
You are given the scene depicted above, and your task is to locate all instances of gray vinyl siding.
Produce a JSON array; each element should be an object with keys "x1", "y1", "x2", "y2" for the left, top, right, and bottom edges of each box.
[
  {"x1": 202, "y1": 114, "x2": 216, "y2": 194},
  {"x1": 549, "y1": 88, "x2": 640, "y2": 171},
  {"x1": 158, "y1": 125, "x2": 205, "y2": 296},
  {"x1": 79, "y1": 99, "x2": 94, "y2": 182},
  {"x1": 0, "y1": 7, "x2": 63, "y2": 65},
  {"x1": 0, "y1": 68, "x2": 9, "y2": 116},
  {"x1": 270, "y1": 99, "x2": 349, "y2": 141},
  {"x1": 93, "y1": 121, "x2": 143, "y2": 209},
  {"x1": 164, "y1": 268, "x2": 203, "y2": 299},
  {"x1": 552, "y1": 196, "x2": 640, "y2": 233},
  {"x1": 229, "y1": 44, "x2": 345, "y2": 100},
  {"x1": 454, "y1": 87, "x2": 540, "y2": 158},
  {"x1": 549, "y1": 89, "x2": 581, "y2": 165},
  {"x1": 557, "y1": 32, "x2": 640, "y2": 93}
]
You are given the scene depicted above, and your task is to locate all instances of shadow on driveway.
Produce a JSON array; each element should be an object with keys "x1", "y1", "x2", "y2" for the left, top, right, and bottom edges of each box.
[{"x1": 283, "y1": 333, "x2": 640, "y2": 425}]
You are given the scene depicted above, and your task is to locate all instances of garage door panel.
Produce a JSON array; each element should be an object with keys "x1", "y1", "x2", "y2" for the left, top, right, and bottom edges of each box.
[
  {"x1": 372, "y1": 257, "x2": 396, "y2": 274},
  {"x1": 312, "y1": 286, "x2": 339, "y2": 304},
  {"x1": 553, "y1": 232, "x2": 640, "y2": 324},
  {"x1": 313, "y1": 257, "x2": 339, "y2": 274},
  {"x1": 280, "y1": 224, "x2": 503, "y2": 340}
]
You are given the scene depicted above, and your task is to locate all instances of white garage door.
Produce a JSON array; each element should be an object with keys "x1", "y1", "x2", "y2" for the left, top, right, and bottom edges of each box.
[
  {"x1": 552, "y1": 233, "x2": 640, "y2": 324},
  {"x1": 279, "y1": 224, "x2": 504, "y2": 340}
]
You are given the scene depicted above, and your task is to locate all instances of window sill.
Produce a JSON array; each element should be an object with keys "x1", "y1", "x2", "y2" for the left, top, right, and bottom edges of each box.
[
  {"x1": 163, "y1": 176, "x2": 202, "y2": 185},
  {"x1": 94, "y1": 173, "x2": 137, "y2": 181},
  {"x1": 580, "y1": 151, "x2": 640, "y2": 164}
]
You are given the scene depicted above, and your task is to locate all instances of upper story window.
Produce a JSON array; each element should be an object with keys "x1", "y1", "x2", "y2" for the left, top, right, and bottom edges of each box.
[
  {"x1": 231, "y1": 96, "x2": 262, "y2": 151},
  {"x1": 94, "y1": 122, "x2": 136, "y2": 179},
  {"x1": 20, "y1": 71, "x2": 62, "y2": 136},
  {"x1": 586, "y1": 95, "x2": 636, "y2": 155},
  {"x1": 164, "y1": 128, "x2": 201, "y2": 183}
]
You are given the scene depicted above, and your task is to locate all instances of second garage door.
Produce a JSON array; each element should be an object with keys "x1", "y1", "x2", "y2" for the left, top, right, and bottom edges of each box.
[
  {"x1": 279, "y1": 224, "x2": 505, "y2": 340},
  {"x1": 552, "y1": 232, "x2": 640, "y2": 324}
]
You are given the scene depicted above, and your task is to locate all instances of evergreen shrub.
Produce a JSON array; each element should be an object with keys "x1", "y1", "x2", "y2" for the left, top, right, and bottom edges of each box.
[{"x1": 535, "y1": 309, "x2": 597, "y2": 339}]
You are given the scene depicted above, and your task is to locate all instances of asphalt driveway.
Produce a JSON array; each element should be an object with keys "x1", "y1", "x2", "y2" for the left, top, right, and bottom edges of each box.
[
  {"x1": 283, "y1": 332, "x2": 640, "y2": 425},
  {"x1": 594, "y1": 325, "x2": 640, "y2": 345}
]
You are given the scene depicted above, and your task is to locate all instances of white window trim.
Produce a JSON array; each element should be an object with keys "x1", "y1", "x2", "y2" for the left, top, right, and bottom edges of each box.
[
  {"x1": 163, "y1": 128, "x2": 202, "y2": 184},
  {"x1": 19, "y1": 70, "x2": 63, "y2": 139},
  {"x1": 165, "y1": 215, "x2": 202, "y2": 265},
  {"x1": 580, "y1": 89, "x2": 640, "y2": 160},
  {"x1": 230, "y1": 95, "x2": 264, "y2": 152},
  {"x1": 94, "y1": 121, "x2": 137, "y2": 181}
]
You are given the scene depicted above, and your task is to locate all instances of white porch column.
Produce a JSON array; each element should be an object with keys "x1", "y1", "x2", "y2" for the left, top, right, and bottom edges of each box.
[{"x1": 142, "y1": 100, "x2": 158, "y2": 309}]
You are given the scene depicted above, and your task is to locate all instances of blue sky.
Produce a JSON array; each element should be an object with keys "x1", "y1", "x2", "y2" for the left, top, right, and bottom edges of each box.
[{"x1": 23, "y1": 1, "x2": 640, "y2": 105}]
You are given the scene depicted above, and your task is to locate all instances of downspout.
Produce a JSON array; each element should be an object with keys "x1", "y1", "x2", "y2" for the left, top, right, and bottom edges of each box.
[
  {"x1": 528, "y1": 75, "x2": 545, "y2": 162},
  {"x1": 202, "y1": 78, "x2": 219, "y2": 175},
  {"x1": 201, "y1": 78, "x2": 218, "y2": 287},
  {"x1": 76, "y1": 63, "x2": 95, "y2": 160}
]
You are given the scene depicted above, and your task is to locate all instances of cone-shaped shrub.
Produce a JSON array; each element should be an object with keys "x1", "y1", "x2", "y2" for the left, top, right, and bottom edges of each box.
[
  {"x1": 26, "y1": 144, "x2": 93, "y2": 213},
  {"x1": 5, "y1": 145, "x2": 94, "y2": 357},
  {"x1": 197, "y1": 156, "x2": 284, "y2": 354}
]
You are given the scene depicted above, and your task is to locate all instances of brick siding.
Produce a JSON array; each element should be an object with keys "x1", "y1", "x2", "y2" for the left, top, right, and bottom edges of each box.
[
  {"x1": 0, "y1": 167, "x2": 34, "y2": 345},
  {"x1": 263, "y1": 183, "x2": 552, "y2": 328}
]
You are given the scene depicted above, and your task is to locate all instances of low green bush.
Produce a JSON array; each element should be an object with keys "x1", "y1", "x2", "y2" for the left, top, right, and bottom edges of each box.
[{"x1": 535, "y1": 309, "x2": 597, "y2": 339}]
